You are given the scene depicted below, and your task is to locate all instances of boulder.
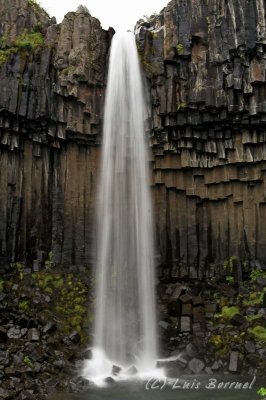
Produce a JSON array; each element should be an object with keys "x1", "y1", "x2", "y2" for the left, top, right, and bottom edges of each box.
[{"x1": 188, "y1": 358, "x2": 205, "y2": 374}]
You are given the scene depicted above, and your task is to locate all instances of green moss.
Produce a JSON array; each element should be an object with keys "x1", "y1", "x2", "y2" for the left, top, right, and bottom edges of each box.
[
  {"x1": 250, "y1": 269, "x2": 266, "y2": 282},
  {"x1": 14, "y1": 31, "x2": 44, "y2": 51},
  {"x1": 0, "y1": 49, "x2": 13, "y2": 65},
  {"x1": 245, "y1": 314, "x2": 262, "y2": 322},
  {"x1": 0, "y1": 29, "x2": 44, "y2": 66},
  {"x1": 0, "y1": 31, "x2": 9, "y2": 48},
  {"x1": 23, "y1": 356, "x2": 33, "y2": 368},
  {"x1": 11, "y1": 262, "x2": 25, "y2": 280},
  {"x1": 19, "y1": 300, "x2": 29, "y2": 312},
  {"x1": 176, "y1": 43, "x2": 184, "y2": 55},
  {"x1": 176, "y1": 102, "x2": 187, "y2": 110},
  {"x1": 258, "y1": 387, "x2": 266, "y2": 397},
  {"x1": 249, "y1": 326, "x2": 266, "y2": 342},
  {"x1": 223, "y1": 255, "x2": 238, "y2": 274},
  {"x1": 215, "y1": 306, "x2": 240, "y2": 319},
  {"x1": 226, "y1": 275, "x2": 235, "y2": 285},
  {"x1": 243, "y1": 290, "x2": 265, "y2": 307}
]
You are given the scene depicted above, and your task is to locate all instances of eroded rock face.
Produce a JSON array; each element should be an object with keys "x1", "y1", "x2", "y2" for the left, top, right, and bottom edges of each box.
[
  {"x1": 136, "y1": 0, "x2": 266, "y2": 279},
  {"x1": 0, "y1": 0, "x2": 114, "y2": 266}
]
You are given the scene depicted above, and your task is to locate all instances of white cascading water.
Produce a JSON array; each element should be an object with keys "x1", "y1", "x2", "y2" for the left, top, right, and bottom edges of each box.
[{"x1": 83, "y1": 32, "x2": 158, "y2": 384}]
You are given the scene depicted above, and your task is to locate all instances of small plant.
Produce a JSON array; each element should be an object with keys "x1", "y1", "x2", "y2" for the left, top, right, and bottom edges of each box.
[
  {"x1": 176, "y1": 102, "x2": 187, "y2": 110},
  {"x1": 258, "y1": 387, "x2": 266, "y2": 397},
  {"x1": 14, "y1": 30, "x2": 44, "y2": 51},
  {"x1": 0, "y1": 280, "x2": 4, "y2": 291},
  {"x1": 249, "y1": 326, "x2": 266, "y2": 342},
  {"x1": 176, "y1": 43, "x2": 184, "y2": 55},
  {"x1": 23, "y1": 356, "x2": 33, "y2": 368},
  {"x1": 245, "y1": 314, "x2": 262, "y2": 322},
  {"x1": 226, "y1": 275, "x2": 235, "y2": 285},
  {"x1": 45, "y1": 251, "x2": 55, "y2": 270},
  {"x1": 243, "y1": 290, "x2": 265, "y2": 306},
  {"x1": 19, "y1": 300, "x2": 29, "y2": 312},
  {"x1": 11, "y1": 262, "x2": 25, "y2": 280},
  {"x1": 250, "y1": 269, "x2": 266, "y2": 282},
  {"x1": 215, "y1": 306, "x2": 240, "y2": 319}
]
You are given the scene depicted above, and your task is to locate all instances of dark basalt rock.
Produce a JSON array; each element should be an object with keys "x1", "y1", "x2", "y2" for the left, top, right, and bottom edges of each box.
[{"x1": 136, "y1": 0, "x2": 266, "y2": 278}]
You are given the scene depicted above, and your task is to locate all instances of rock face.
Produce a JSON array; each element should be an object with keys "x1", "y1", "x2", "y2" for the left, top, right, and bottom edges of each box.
[
  {"x1": 0, "y1": 0, "x2": 114, "y2": 266},
  {"x1": 136, "y1": 0, "x2": 266, "y2": 278},
  {"x1": 0, "y1": 0, "x2": 266, "y2": 277}
]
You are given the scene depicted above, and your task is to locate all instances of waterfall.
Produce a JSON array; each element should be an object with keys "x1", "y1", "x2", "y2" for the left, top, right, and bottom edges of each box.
[{"x1": 83, "y1": 32, "x2": 158, "y2": 382}]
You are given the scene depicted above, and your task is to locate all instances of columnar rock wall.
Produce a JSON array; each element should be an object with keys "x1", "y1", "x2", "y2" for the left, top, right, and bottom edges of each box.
[
  {"x1": 136, "y1": 0, "x2": 266, "y2": 279},
  {"x1": 0, "y1": 0, "x2": 113, "y2": 266}
]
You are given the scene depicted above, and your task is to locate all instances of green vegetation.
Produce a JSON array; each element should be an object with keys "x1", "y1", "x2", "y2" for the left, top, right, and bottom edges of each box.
[
  {"x1": 245, "y1": 314, "x2": 262, "y2": 322},
  {"x1": 176, "y1": 43, "x2": 184, "y2": 55},
  {"x1": 44, "y1": 251, "x2": 55, "y2": 270},
  {"x1": 0, "y1": 279, "x2": 4, "y2": 291},
  {"x1": 176, "y1": 102, "x2": 187, "y2": 111},
  {"x1": 250, "y1": 269, "x2": 266, "y2": 282},
  {"x1": 0, "y1": 29, "x2": 44, "y2": 65},
  {"x1": 243, "y1": 290, "x2": 265, "y2": 307},
  {"x1": 19, "y1": 300, "x2": 29, "y2": 312},
  {"x1": 258, "y1": 387, "x2": 266, "y2": 397},
  {"x1": 223, "y1": 255, "x2": 238, "y2": 273},
  {"x1": 27, "y1": 0, "x2": 39, "y2": 5},
  {"x1": 249, "y1": 326, "x2": 266, "y2": 342},
  {"x1": 226, "y1": 275, "x2": 235, "y2": 285},
  {"x1": 14, "y1": 31, "x2": 44, "y2": 51},
  {"x1": 11, "y1": 262, "x2": 25, "y2": 280},
  {"x1": 215, "y1": 305, "x2": 240, "y2": 320},
  {"x1": 23, "y1": 356, "x2": 33, "y2": 368}
]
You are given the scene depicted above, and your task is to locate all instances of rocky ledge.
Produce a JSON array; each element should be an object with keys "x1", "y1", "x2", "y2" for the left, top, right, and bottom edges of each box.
[
  {"x1": 158, "y1": 257, "x2": 266, "y2": 377},
  {"x1": 0, "y1": 261, "x2": 93, "y2": 399}
]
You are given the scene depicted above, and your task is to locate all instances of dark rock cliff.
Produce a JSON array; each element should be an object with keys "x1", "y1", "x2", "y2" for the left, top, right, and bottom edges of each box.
[
  {"x1": 0, "y1": 0, "x2": 114, "y2": 266},
  {"x1": 136, "y1": 0, "x2": 266, "y2": 279},
  {"x1": 0, "y1": 0, "x2": 266, "y2": 278}
]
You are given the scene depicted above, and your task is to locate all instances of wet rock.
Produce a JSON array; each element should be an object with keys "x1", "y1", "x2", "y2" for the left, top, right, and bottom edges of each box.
[
  {"x1": 229, "y1": 351, "x2": 239, "y2": 372},
  {"x1": 157, "y1": 360, "x2": 181, "y2": 378},
  {"x1": 182, "y1": 304, "x2": 193, "y2": 316},
  {"x1": 105, "y1": 376, "x2": 115, "y2": 384},
  {"x1": 192, "y1": 296, "x2": 204, "y2": 306},
  {"x1": 211, "y1": 361, "x2": 221, "y2": 371},
  {"x1": 179, "y1": 294, "x2": 192, "y2": 304},
  {"x1": 256, "y1": 276, "x2": 266, "y2": 286},
  {"x1": 193, "y1": 307, "x2": 205, "y2": 323},
  {"x1": 180, "y1": 316, "x2": 191, "y2": 332},
  {"x1": 171, "y1": 285, "x2": 186, "y2": 299},
  {"x1": 245, "y1": 341, "x2": 256, "y2": 353},
  {"x1": 168, "y1": 301, "x2": 181, "y2": 317},
  {"x1": 69, "y1": 331, "x2": 80, "y2": 344},
  {"x1": 175, "y1": 353, "x2": 189, "y2": 368},
  {"x1": 27, "y1": 328, "x2": 40, "y2": 341},
  {"x1": 43, "y1": 322, "x2": 57, "y2": 334},
  {"x1": 159, "y1": 321, "x2": 169, "y2": 330},
  {"x1": 7, "y1": 326, "x2": 22, "y2": 339},
  {"x1": 0, "y1": 388, "x2": 13, "y2": 399},
  {"x1": 126, "y1": 365, "x2": 138, "y2": 375},
  {"x1": 231, "y1": 314, "x2": 247, "y2": 326},
  {"x1": 0, "y1": 350, "x2": 10, "y2": 366},
  {"x1": 53, "y1": 360, "x2": 66, "y2": 370},
  {"x1": 0, "y1": 327, "x2": 8, "y2": 342},
  {"x1": 188, "y1": 358, "x2": 205, "y2": 374},
  {"x1": 186, "y1": 343, "x2": 198, "y2": 358},
  {"x1": 112, "y1": 365, "x2": 122, "y2": 376}
]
